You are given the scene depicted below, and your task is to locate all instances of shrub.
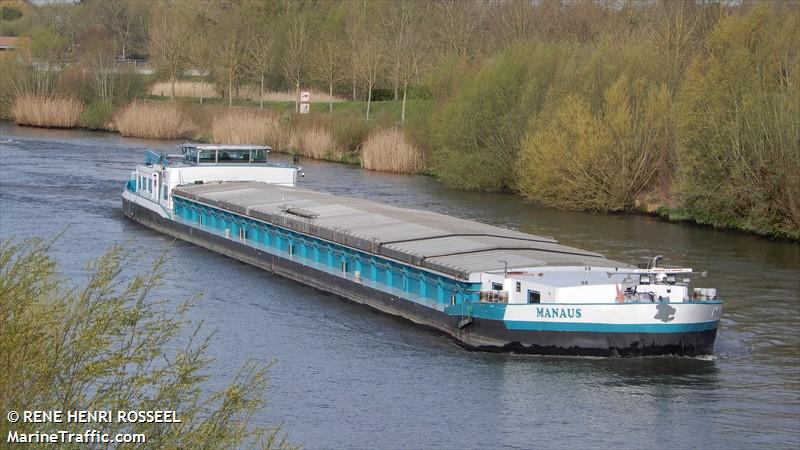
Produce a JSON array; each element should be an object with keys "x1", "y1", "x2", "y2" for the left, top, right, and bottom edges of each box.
[
  {"x1": 0, "y1": 238, "x2": 292, "y2": 449},
  {"x1": 211, "y1": 109, "x2": 290, "y2": 151},
  {"x1": 81, "y1": 99, "x2": 114, "y2": 130},
  {"x1": 115, "y1": 101, "x2": 195, "y2": 139},
  {"x1": 676, "y1": 5, "x2": 800, "y2": 237},
  {"x1": 517, "y1": 75, "x2": 670, "y2": 211},
  {"x1": 11, "y1": 93, "x2": 83, "y2": 128},
  {"x1": 361, "y1": 127, "x2": 423, "y2": 173},
  {"x1": 430, "y1": 42, "x2": 570, "y2": 190}
]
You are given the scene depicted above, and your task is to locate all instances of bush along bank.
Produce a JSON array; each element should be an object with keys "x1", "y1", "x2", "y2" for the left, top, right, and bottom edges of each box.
[{"x1": 426, "y1": 6, "x2": 798, "y2": 241}]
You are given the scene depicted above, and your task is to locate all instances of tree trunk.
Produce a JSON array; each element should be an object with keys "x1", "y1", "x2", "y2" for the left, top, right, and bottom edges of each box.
[
  {"x1": 199, "y1": 79, "x2": 204, "y2": 105},
  {"x1": 260, "y1": 74, "x2": 264, "y2": 109},
  {"x1": 228, "y1": 77, "x2": 233, "y2": 108},
  {"x1": 329, "y1": 82, "x2": 333, "y2": 114},
  {"x1": 401, "y1": 80, "x2": 408, "y2": 124},
  {"x1": 171, "y1": 77, "x2": 176, "y2": 100},
  {"x1": 352, "y1": 78, "x2": 357, "y2": 101},
  {"x1": 366, "y1": 85, "x2": 372, "y2": 121},
  {"x1": 295, "y1": 80, "x2": 300, "y2": 113}
]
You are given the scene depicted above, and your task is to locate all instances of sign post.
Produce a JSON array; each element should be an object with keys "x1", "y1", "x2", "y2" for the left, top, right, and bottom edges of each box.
[{"x1": 299, "y1": 91, "x2": 310, "y2": 114}]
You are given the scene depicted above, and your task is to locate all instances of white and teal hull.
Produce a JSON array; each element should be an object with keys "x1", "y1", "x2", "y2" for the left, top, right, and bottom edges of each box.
[{"x1": 122, "y1": 190, "x2": 721, "y2": 357}]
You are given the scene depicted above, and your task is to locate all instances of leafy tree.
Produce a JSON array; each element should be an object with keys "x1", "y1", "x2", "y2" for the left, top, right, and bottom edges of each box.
[
  {"x1": 677, "y1": 4, "x2": 800, "y2": 236},
  {"x1": 431, "y1": 42, "x2": 567, "y2": 190},
  {"x1": 0, "y1": 237, "x2": 293, "y2": 449}
]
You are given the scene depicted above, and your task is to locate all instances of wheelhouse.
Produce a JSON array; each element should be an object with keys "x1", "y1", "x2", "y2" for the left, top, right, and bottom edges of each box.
[{"x1": 180, "y1": 144, "x2": 269, "y2": 165}]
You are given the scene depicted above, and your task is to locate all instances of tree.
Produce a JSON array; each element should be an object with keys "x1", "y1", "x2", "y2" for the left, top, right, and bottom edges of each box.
[
  {"x1": 354, "y1": 32, "x2": 385, "y2": 121},
  {"x1": 186, "y1": 9, "x2": 215, "y2": 105},
  {"x1": 279, "y1": 10, "x2": 310, "y2": 113},
  {"x1": 148, "y1": 3, "x2": 188, "y2": 99},
  {"x1": 250, "y1": 29, "x2": 275, "y2": 109},
  {"x1": 677, "y1": 4, "x2": 800, "y2": 237},
  {"x1": 311, "y1": 35, "x2": 343, "y2": 113},
  {"x1": 432, "y1": 43, "x2": 566, "y2": 190},
  {"x1": 0, "y1": 237, "x2": 293, "y2": 449},
  {"x1": 430, "y1": 0, "x2": 487, "y2": 58},
  {"x1": 210, "y1": 4, "x2": 251, "y2": 108},
  {"x1": 380, "y1": 0, "x2": 413, "y2": 101},
  {"x1": 95, "y1": 0, "x2": 148, "y2": 60}
]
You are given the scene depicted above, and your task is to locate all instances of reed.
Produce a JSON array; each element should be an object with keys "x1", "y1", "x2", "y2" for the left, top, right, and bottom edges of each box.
[
  {"x1": 361, "y1": 127, "x2": 423, "y2": 173},
  {"x1": 150, "y1": 81, "x2": 219, "y2": 99},
  {"x1": 211, "y1": 109, "x2": 290, "y2": 151},
  {"x1": 115, "y1": 101, "x2": 196, "y2": 139},
  {"x1": 11, "y1": 93, "x2": 83, "y2": 128},
  {"x1": 289, "y1": 127, "x2": 337, "y2": 159}
]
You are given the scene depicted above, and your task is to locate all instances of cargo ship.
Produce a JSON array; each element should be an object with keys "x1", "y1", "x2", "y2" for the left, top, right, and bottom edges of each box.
[{"x1": 122, "y1": 145, "x2": 722, "y2": 356}]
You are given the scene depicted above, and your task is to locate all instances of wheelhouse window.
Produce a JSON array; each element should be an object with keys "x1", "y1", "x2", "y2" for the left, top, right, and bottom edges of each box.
[
  {"x1": 528, "y1": 290, "x2": 541, "y2": 304},
  {"x1": 199, "y1": 149, "x2": 216, "y2": 163},
  {"x1": 250, "y1": 149, "x2": 266, "y2": 163},
  {"x1": 218, "y1": 149, "x2": 251, "y2": 163},
  {"x1": 492, "y1": 282, "x2": 503, "y2": 291}
]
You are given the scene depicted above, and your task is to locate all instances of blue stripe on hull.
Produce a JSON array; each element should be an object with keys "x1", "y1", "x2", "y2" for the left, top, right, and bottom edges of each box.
[{"x1": 503, "y1": 320, "x2": 719, "y2": 333}]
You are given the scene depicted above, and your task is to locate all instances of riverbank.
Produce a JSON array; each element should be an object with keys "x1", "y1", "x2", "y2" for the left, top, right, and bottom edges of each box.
[{"x1": 2, "y1": 108, "x2": 797, "y2": 242}]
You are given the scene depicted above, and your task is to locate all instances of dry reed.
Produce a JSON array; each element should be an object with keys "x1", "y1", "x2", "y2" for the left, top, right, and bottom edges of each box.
[
  {"x1": 211, "y1": 109, "x2": 290, "y2": 151},
  {"x1": 12, "y1": 93, "x2": 83, "y2": 128},
  {"x1": 150, "y1": 81, "x2": 219, "y2": 99},
  {"x1": 290, "y1": 127, "x2": 338, "y2": 159},
  {"x1": 115, "y1": 101, "x2": 196, "y2": 139},
  {"x1": 361, "y1": 127, "x2": 424, "y2": 173}
]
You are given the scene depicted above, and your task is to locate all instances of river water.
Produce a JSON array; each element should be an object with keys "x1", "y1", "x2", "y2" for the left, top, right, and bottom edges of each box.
[{"x1": 1, "y1": 123, "x2": 798, "y2": 449}]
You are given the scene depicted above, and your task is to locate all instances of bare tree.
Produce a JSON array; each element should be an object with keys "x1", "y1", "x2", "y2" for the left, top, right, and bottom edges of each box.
[
  {"x1": 311, "y1": 35, "x2": 344, "y2": 113},
  {"x1": 652, "y1": 0, "x2": 702, "y2": 90},
  {"x1": 280, "y1": 11, "x2": 310, "y2": 113},
  {"x1": 95, "y1": 0, "x2": 147, "y2": 60},
  {"x1": 497, "y1": 0, "x2": 536, "y2": 47},
  {"x1": 380, "y1": 0, "x2": 414, "y2": 101},
  {"x1": 355, "y1": 32, "x2": 385, "y2": 121},
  {"x1": 250, "y1": 29, "x2": 275, "y2": 109},
  {"x1": 84, "y1": 39, "x2": 117, "y2": 103},
  {"x1": 431, "y1": 0, "x2": 487, "y2": 58},
  {"x1": 211, "y1": 15, "x2": 250, "y2": 108},
  {"x1": 148, "y1": 4, "x2": 188, "y2": 99}
]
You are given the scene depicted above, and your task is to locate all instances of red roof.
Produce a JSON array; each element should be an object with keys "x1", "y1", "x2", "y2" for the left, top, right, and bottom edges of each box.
[{"x1": 0, "y1": 36, "x2": 30, "y2": 48}]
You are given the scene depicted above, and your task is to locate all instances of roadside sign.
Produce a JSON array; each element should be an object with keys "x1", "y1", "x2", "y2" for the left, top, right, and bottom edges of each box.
[
  {"x1": 299, "y1": 103, "x2": 310, "y2": 114},
  {"x1": 300, "y1": 91, "x2": 310, "y2": 102}
]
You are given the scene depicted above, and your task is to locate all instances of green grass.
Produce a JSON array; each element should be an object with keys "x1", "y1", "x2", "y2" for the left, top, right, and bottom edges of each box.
[{"x1": 143, "y1": 94, "x2": 433, "y2": 124}]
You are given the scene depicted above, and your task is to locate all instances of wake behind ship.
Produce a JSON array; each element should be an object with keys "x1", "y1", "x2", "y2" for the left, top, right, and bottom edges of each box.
[{"x1": 122, "y1": 145, "x2": 722, "y2": 357}]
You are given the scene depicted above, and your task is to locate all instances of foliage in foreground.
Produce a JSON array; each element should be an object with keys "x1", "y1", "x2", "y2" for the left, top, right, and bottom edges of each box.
[{"x1": 0, "y1": 238, "x2": 292, "y2": 449}]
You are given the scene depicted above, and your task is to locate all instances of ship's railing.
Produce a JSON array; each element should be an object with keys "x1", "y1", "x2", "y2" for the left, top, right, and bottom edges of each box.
[
  {"x1": 479, "y1": 290, "x2": 508, "y2": 303},
  {"x1": 125, "y1": 179, "x2": 136, "y2": 192}
]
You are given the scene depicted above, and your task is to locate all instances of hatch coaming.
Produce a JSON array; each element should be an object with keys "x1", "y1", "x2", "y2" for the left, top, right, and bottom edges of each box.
[{"x1": 171, "y1": 181, "x2": 628, "y2": 282}]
